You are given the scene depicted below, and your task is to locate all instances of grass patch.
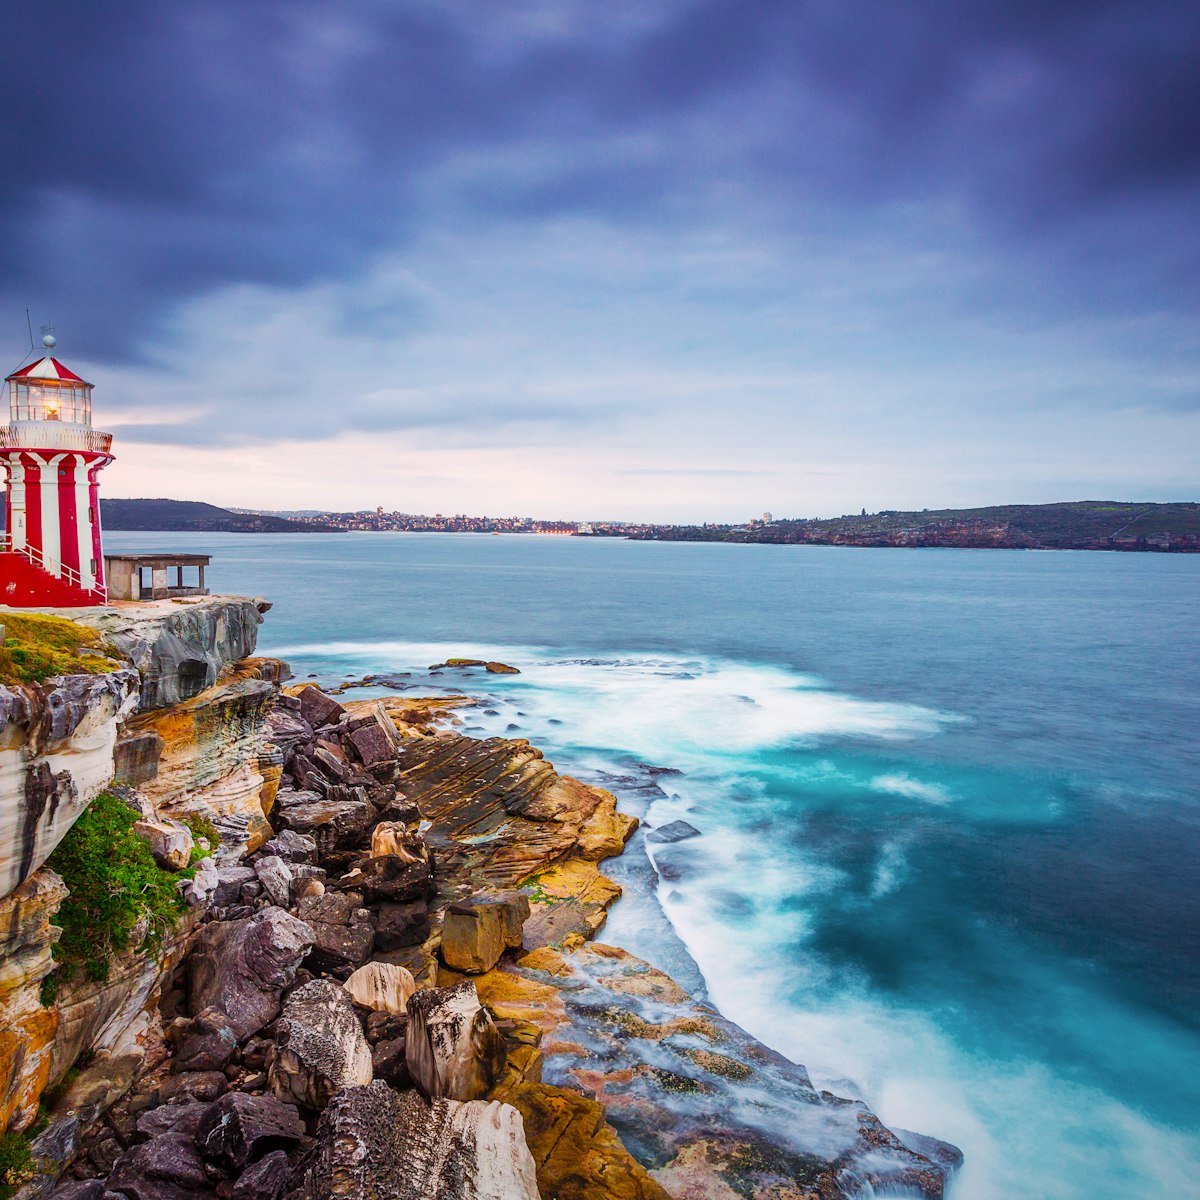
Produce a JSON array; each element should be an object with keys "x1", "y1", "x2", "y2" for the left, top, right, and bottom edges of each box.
[
  {"x1": 0, "y1": 1131, "x2": 34, "y2": 1198},
  {"x1": 181, "y1": 813, "x2": 219, "y2": 855},
  {"x1": 46, "y1": 790, "x2": 189, "y2": 984},
  {"x1": 37, "y1": 972, "x2": 57, "y2": 1007},
  {"x1": 0, "y1": 613, "x2": 122, "y2": 685}
]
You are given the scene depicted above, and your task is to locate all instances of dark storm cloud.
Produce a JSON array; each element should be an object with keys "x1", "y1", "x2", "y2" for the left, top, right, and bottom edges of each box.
[{"x1": 2, "y1": 0, "x2": 1198, "y2": 367}]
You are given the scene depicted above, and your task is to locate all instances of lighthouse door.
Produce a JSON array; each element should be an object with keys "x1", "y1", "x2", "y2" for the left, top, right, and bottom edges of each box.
[{"x1": 8, "y1": 478, "x2": 26, "y2": 550}]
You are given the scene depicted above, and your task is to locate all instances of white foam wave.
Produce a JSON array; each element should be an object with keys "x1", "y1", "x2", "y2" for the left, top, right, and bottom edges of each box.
[
  {"x1": 649, "y1": 811, "x2": 1200, "y2": 1200},
  {"x1": 264, "y1": 638, "x2": 960, "y2": 771},
  {"x1": 870, "y1": 773, "x2": 956, "y2": 805}
]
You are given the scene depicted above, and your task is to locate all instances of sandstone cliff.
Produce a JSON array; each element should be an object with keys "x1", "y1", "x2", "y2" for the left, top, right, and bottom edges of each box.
[{"x1": 0, "y1": 598, "x2": 276, "y2": 1150}]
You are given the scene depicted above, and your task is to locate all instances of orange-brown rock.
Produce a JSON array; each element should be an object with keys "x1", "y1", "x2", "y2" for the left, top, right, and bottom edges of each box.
[
  {"x1": 508, "y1": 1082, "x2": 672, "y2": 1200},
  {"x1": 393, "y1": 733, "x2": 636, "y2": 962},
  {"x1": 124, "y1": 676, "x2": 277, "y2": 856},
  {"x1": 0, "y1": 867, "x2": 66, "y2": 1133}
]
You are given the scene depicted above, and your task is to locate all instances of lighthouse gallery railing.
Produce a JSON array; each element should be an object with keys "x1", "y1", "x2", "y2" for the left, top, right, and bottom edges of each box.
[{"x1": 0, "y1": 425, "x2": 113, "y2": 454}]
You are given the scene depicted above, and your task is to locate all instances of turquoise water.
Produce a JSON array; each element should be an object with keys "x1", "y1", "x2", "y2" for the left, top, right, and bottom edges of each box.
[{"x1": 107, "y1": 531, "x2": 1200, "y2": 1198}]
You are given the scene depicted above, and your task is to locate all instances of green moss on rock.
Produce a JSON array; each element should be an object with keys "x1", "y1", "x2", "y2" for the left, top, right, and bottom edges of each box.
[
  {"x1": 0, "y1": 612, "x2": 122, "y2": 685},
  {"x1": 46, "y1": 790, "x2": 189, "y2": 983}
]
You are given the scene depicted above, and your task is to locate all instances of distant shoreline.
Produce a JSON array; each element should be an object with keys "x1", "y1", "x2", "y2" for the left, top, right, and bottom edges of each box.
[{"x1": 94, "y1": 498, "x2": 1200, "y2": 552}]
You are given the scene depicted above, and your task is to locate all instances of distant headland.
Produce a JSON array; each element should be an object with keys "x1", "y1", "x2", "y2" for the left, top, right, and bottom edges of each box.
[{"x1": 100, "y1": 498, "x2": 345, "y2": 533}]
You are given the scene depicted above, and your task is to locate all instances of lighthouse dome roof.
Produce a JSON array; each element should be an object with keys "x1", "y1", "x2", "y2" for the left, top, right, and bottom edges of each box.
[{"x1": 6, "y1": 355, "x2": 90, "y2": 386}]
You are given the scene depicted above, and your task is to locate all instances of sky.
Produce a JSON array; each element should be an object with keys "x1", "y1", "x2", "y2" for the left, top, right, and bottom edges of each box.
[{"x1": 2, "y1": 0, "x2": 1198, "y2": 522}]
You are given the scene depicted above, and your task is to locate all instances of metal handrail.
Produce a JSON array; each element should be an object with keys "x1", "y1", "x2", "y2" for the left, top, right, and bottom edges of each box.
[
  {"x1": 2, "y1": 536, "x2": 108, "y2": 602},
  {"x1": 0, "y1": 424, "x2": 113, "y2": 454}
]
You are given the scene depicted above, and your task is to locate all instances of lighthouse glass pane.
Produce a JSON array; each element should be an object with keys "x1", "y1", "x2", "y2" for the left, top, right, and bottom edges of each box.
[{"x1": 10, "y1": 382, "x2": 93, "y2": 424}]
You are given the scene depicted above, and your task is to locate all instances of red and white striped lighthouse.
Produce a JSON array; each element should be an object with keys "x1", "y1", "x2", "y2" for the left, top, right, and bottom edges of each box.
[{"x1": 0, "y1": 334, "x2": 113, "y2": 606}]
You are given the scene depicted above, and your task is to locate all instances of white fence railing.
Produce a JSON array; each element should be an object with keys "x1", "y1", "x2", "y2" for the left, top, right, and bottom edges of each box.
[{"x1": 2, "y1": 537, "x2": 108, "y2": 602}]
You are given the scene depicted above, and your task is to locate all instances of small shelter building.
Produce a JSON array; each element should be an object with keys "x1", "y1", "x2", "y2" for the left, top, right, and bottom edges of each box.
[{"x1": 104, "y1": 553, "x2": 210, "y2": 601}]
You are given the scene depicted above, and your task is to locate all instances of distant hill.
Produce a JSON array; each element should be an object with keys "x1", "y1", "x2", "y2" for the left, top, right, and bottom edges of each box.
[
  {"x1": 639, "y1": 501, "x2": 1200, "y2": 551},
  {"x1": 100, "y1": 498, "x2": 343, "y2": 533}
]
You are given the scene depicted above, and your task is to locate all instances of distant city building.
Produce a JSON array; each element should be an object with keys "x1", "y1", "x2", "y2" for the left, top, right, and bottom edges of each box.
[{"x1": 763, "y1": 512, "x2": 773, "y2": 524}]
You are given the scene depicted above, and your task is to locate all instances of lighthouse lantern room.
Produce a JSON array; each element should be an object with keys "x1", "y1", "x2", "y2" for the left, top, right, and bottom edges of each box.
[{"x1": 0, "y1": 334, "x2": 113, "y2": 606}]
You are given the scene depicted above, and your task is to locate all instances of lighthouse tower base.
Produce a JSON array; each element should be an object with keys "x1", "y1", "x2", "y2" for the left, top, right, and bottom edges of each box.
[{"x1": 0, "y1": 552, "x2": 108, "y2": 607}]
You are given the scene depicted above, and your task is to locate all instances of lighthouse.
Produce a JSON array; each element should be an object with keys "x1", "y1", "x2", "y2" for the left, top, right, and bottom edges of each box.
[{"x1": 0, "y1": 334, "x2": 113, "y2": 606}]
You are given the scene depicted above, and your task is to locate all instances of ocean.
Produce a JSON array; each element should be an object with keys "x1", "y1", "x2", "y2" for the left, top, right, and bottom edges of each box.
[{"x1": 106, "y1": 530, "x2": 1200, "y2": 1199}]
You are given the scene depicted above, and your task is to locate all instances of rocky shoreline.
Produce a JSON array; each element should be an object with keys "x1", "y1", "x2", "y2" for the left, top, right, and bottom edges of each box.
[{"x1": 0, "y1": 598, "x2": 961, "y2": 1200}]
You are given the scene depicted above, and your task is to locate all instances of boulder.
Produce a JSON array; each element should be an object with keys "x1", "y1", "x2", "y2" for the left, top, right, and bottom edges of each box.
[
  {"x1": 47, "y1": 1182, "x2": 106, "y2": 1200},
  {"x1": 230, "y1": 1148, "x2": 291, "y2": 1200},
  {"x1": 172, "y1": 1006, "x2": 239, "y2": 1073},
  {"x1": 369, "y1": 823, "x2": 426, "y2": 861},
  {"x1": 105, "y1": 1132, "x2": 211, "y2": 1200},
  {"x1": 188, "y1": 907, "x2": 314, "y2": 1041},
  {"x1": 194, "y1": 1092, "x2": 303, "y2": 1170},
  {"x1": 263, "y1": 708, "x2": 314, "y2": 755},
  {"x1": 295, "y1": 890, "x2": 363, "y2": 925},
  {"x1": 180, "y1": 855, "x2": 219, "y2": 907},
  {"x1": 406, "y1": 982, "x2": 507, "y2": 1102},
  {"x1": 252, "y1": 856, "x2": 294, "y2": 908},
  {"x1": 296, "y1": 686, "x2": 345, "y2": 730},
  {"x1": 645, "y1": 820, "x2": 701, "y2": 844},
  {"x1": 306, "y1": 1081, "x2": 538, "y2": 1200},
  {"x1": 306, "y1": 919, "x2": 375, "y2": 977},
  {"x1": 277, "y1": 790, "x2": 371, "y2": 854},
  {"x1": 213, "y1": 865, "x2": 257, "y2": 906},
  {"x1": 376, "y1": 794, "x2": 421, "y2": 827},
  {"x1": 296, "y1": 891, "x2": 376, "y2": 976},
  {"x1": 347, "y1": 723, "x2": 393, "y2": 767},
  {"x1": 134, "y1": 817, "x2": 195, "y2": 870},
  {"x1": 371, "y1": 1035, "x2": 409, "y2": 1087},
  {"x1": 269, "y1": 979, "x2": 373, "y2": 1110},
  {"x1": 374, "y1": 898, "x2": 430, "y2": 951},
  {"x1": 310, "y1": 738, "x2": 352, "y2": 781},
  {"x1": 157, "y1": 1072, "x2": 227, "y2": 1105},
  {"x1": 344, "y1": 962, "x2": 416, "y2": 1016},
  {"x1": 337, "y1": 854, "x2": 432, "y2": 904},
  {"x1": 441, "y1": 892, "x2": 529, "y2": 974},
  {"x1": 258, "y1": 830, "x2": 318, "y2": 864},
  {"x1": 484, "y1": 662, "x2": 520, "y2": 674},
  {"x1": 135, "y1": 1100, "x2": 211, "y2": 1141},
  {"x1": 292, "y1": 875, "x2": 325, "y2": 903}
]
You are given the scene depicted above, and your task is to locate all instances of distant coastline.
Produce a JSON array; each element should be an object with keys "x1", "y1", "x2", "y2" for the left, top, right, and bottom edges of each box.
[
  {"x1": 628, "y1": 501, "x2": 1200, "y2": 552},
  {"x1": 89, "y1": 498, "x2": 1200, "y2": 551}
]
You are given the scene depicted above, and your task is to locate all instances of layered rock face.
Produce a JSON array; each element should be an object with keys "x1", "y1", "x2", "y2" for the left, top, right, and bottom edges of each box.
[
  {"x1": 0, "y1": 598, "x2": 278, "y2": 1170},
  {"x1": 69, "y1": 596, "x2": 271, "y2": 711},
  {"x1": 0, "y1": 870, "x2": 68, "y2": 1133},
  {"x1": 122, "y1": 675, "x2": 279, "y2": 857},
  {"x1": 0, "y1": 672, "x2": 139, "y2": 897}
]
